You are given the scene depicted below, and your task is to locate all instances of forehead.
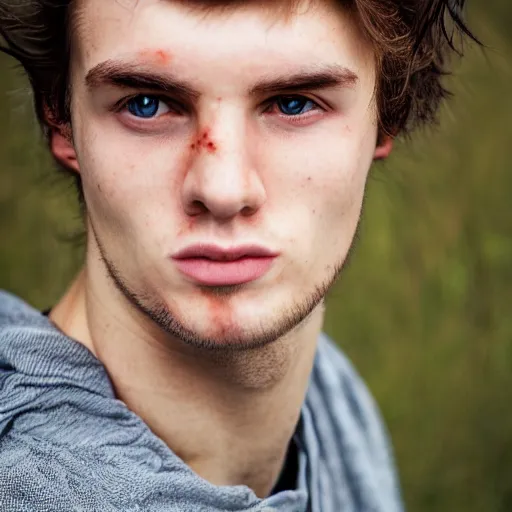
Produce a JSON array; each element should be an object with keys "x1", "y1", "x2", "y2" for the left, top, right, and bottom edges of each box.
[{"x1": 73, "y1": 0, "x2": 374, "y2": 86}]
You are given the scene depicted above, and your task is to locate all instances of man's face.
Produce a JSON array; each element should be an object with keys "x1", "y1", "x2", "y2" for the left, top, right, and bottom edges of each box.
[{"x1": 67, "y1": 0, "x2": 382, "y2": 349}]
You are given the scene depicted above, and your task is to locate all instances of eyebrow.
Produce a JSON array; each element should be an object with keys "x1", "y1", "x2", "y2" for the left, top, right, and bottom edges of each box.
[
  {"x1": 250, "y1": 66, "x2": 358, "y2": 95},
  {"x1": 85, "y1": 60, "x2": 358, "y2": 99},
  {"x1": 85, "y1": 61, "x2": 200, "y2": 99}
]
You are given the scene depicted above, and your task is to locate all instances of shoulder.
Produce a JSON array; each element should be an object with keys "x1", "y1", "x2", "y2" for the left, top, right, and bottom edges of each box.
[
  {"x1": 312, "y1": 334, "x2": 386, "y2": 437},
  {"x1": 0, "y1": 291, "x2": 116, "y2": 441},
  {"x1": 0, "y1": 290, "x2": 48, "y2": 328},
  {"x1": 306, "y1": 333, "x2": 404, "y2": 509},
  {"x1": 0, "y1": 432, "x2": 119, "y2": 511},
  {"x1": 0, "y1": 428, "x2": 193, "y2": 511},
  {"x1": 0, "y1": 429, "x2": 258, "y2": 512}
]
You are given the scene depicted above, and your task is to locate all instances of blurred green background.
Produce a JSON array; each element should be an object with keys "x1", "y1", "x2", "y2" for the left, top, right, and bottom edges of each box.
[{"x1": 1, "y1": 3, "x2": 511, "y2": 511}]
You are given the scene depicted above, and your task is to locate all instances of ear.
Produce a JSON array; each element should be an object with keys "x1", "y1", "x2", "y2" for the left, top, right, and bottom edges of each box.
[
  {"x1": 50, "y1": 125, "x2": 80, "y2": 173},
  {"x1": 373, "y1": 135, "x2": 394, "y2": 160}
]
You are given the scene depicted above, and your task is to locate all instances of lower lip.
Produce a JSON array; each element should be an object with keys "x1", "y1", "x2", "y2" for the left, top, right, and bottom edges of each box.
[{"x1": 173, "y1": 257, "x2": 276, "y2": 286}]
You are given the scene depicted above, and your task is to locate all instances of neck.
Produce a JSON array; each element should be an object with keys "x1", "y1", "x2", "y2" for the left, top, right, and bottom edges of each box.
[{"x1": 50, "y1": 267, "x2": 323, "y2": 498}]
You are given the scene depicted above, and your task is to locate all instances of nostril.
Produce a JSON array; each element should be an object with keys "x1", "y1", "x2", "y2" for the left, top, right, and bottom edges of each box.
[
  {"x1": 190, "y1": 200, "x2": 208, "y2": 215},
  {"x1": 241, "y1": 205, "x2": 256, "y2": 217}
]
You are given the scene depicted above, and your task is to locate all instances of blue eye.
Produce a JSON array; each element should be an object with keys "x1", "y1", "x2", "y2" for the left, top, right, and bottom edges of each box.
[
  {"x1": 277, "y1": 96, "x2": 314, "y2": 116},
  {"x1": 127, "y1": 95, "x2": 162, "y2": 118}
]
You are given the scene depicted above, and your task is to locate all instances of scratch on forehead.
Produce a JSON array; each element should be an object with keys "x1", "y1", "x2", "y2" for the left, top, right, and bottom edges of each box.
[{"x1": 138, "y1": 48, "x2": 173, "y2": 66}]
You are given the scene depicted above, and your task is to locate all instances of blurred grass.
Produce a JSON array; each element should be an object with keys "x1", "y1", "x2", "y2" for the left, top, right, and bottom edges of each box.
[{"x1": 1, "y1": 4, "x2": 511, "y2": 511}]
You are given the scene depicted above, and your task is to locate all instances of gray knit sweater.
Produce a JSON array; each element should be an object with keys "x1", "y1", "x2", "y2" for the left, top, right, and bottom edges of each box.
[{"x1": 0, "y1": 290, "x2": 403, "y2": 512}]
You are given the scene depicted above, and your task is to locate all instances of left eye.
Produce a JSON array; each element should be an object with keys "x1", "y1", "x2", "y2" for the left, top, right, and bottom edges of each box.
[
  {"x1": 275, "y1": 96, "x2": 316, "y2": 116},
  {"x1": 126, "y1": 95, "x2": 170, "y2": 118}
]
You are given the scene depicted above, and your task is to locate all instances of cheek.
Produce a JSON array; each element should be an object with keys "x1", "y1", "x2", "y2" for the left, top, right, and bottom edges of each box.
[
  {"x1": 316, "y1": 126, "x2": 376, "y2": 215},
  {"x1": 75, "y1": 123, "x2": 188, "y2": 232},
  {"x1": 264, "y1": 127, "x2": 373, "y2": 217},
  {"x1": 260, "y1": 124, "x2": 376, "y2": 270}
]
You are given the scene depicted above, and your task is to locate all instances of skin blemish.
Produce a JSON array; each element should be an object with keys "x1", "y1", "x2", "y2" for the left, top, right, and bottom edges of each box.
[
  {"x1": 177, "y1": 216, "x2": 198, "y2": 237},
  {"x1": 190, "y1": 128, "x2": 218, "y2": 154},
  {"x1": 138, "y1": 49, "x2": 172, "y2": 66},
  {"x1": 155, "y1": 50, "x2": 170, "y2": 65},
  {"x1": 241, "y1": 209, "x2": 259, "y2": 226},
  {"x1": 187, "y1": 217, "x2": 197, "y2": 230},
  {"x1": 199, "y1": 289, "x2": 237, "y2": 340}
]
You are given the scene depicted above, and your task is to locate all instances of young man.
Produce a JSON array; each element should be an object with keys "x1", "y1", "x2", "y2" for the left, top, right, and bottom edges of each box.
[{"x1": 0, "y1": 0, "x2": 475, "y2": 510}]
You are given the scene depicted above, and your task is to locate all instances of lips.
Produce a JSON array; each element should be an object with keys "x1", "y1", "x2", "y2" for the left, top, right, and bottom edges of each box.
[{"x1": 171, "y1": 244, "x2": 278, "y2": 286}]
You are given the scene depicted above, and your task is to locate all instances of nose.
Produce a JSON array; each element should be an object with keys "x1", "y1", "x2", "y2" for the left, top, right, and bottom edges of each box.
[{"x1": 181, "y1": 117, "x2": 266, "y2": 220}]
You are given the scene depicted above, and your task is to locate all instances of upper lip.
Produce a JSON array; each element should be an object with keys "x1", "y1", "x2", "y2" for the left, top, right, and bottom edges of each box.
[{"x1": 172, "y1": 244, "x2": 278, "y2": 262}]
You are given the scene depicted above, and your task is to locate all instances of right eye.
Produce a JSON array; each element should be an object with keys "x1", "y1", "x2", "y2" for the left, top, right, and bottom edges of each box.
[{"x1": 125, "y1": 95, "x2": 170, "y2": 119}]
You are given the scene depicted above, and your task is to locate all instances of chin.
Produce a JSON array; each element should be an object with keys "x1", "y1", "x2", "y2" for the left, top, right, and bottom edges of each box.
[
  {"x1": 106, "y1": 253, "x2": 329, "y2": 351},
  {"x1": 152, "y1": 284, "x2": 320, "y2": 351},
  {"x1": 170, "y1": 292, "x2": 283, "y2": 350}
]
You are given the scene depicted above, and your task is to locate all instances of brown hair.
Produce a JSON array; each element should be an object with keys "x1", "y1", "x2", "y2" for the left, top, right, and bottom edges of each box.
[{"x1": 0, "y1": 0, "x2": 478, "y2": 141}]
